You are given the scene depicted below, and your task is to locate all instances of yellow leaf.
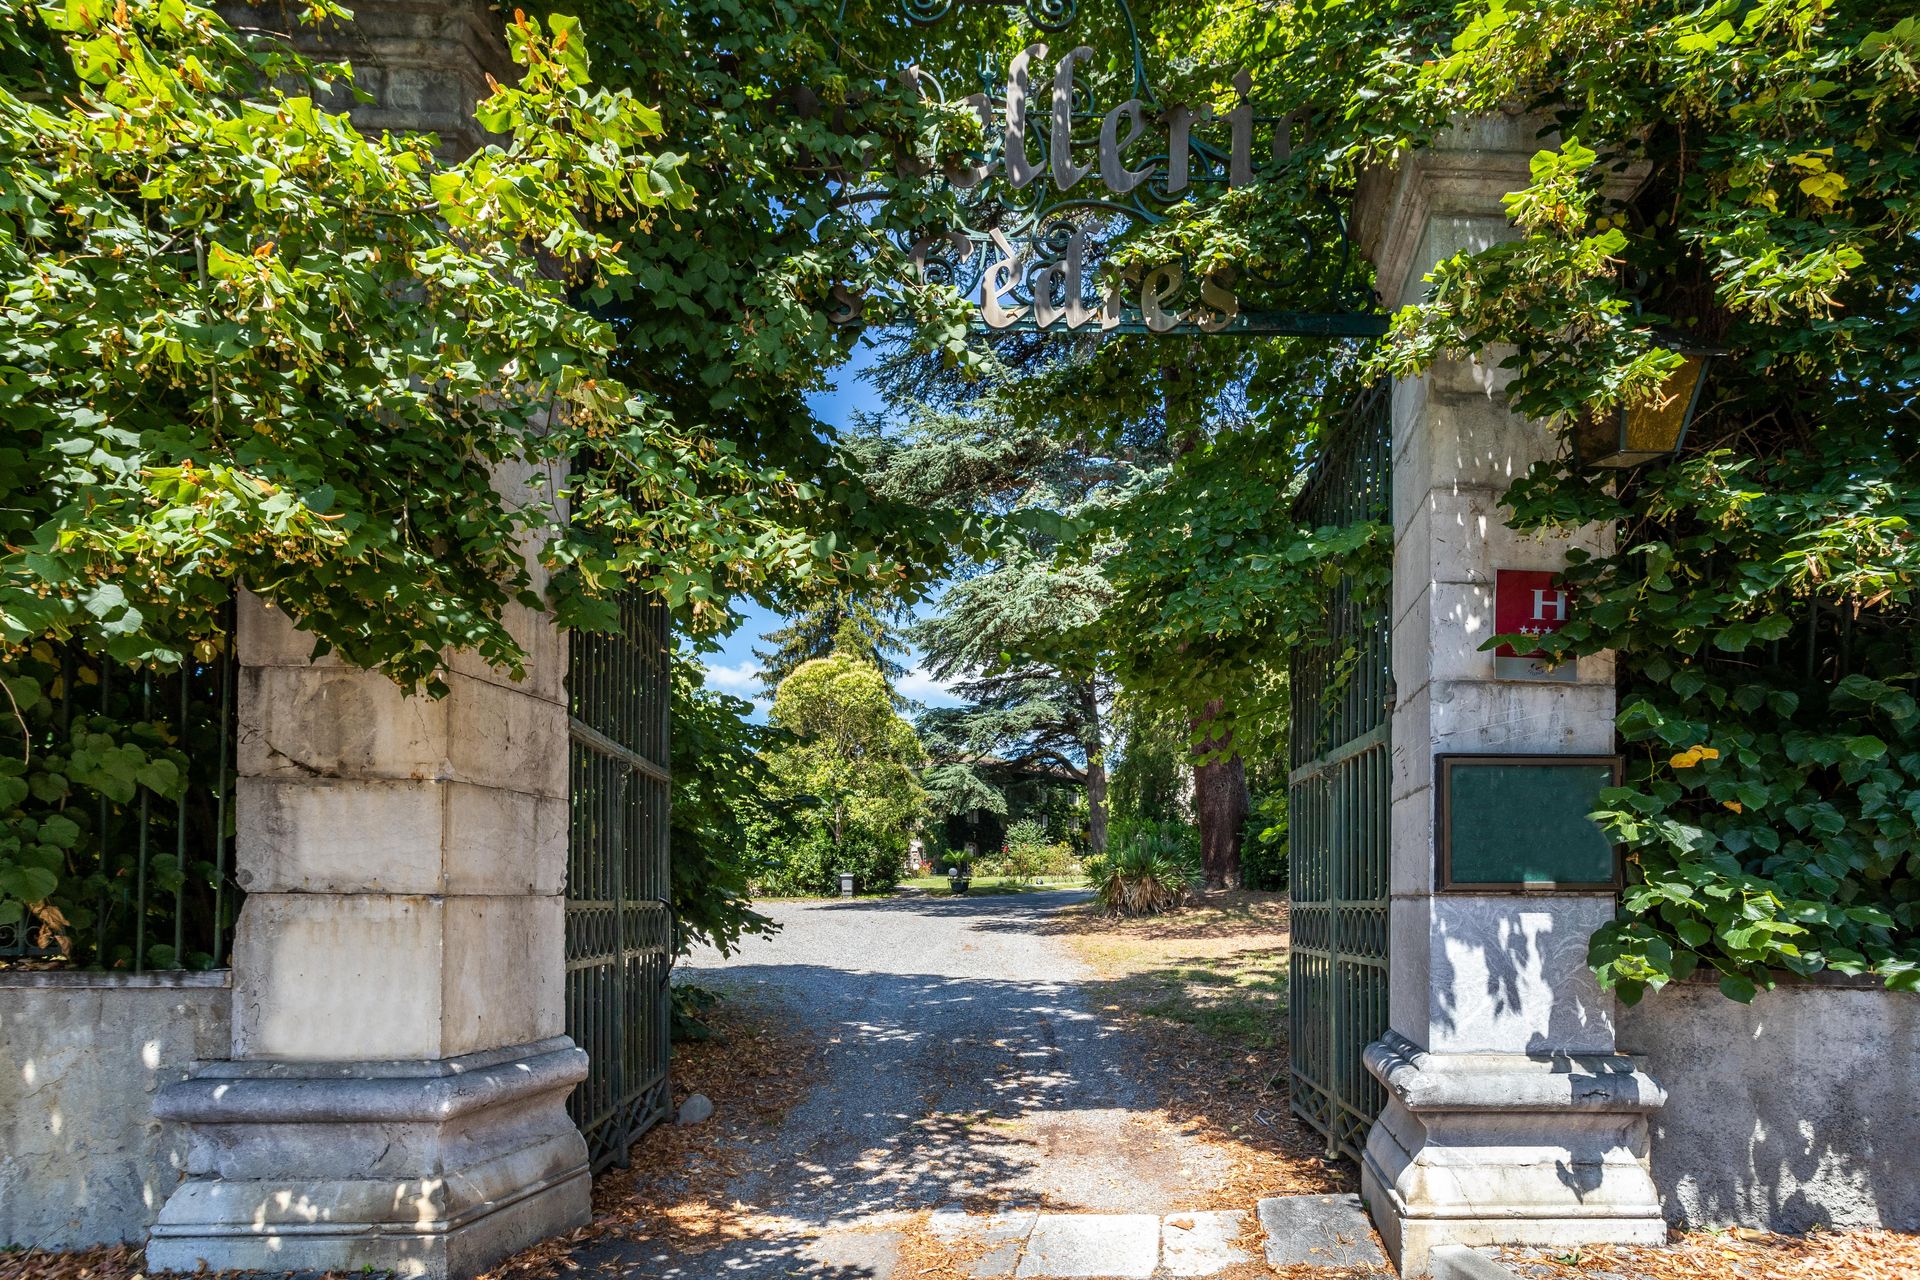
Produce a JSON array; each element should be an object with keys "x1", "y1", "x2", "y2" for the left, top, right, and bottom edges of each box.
[
  {"x1": 1798, "y1": 170, "x2": 1847, "y2": 211},
  {"x1": 1724, "y1": 801, "x2": 1743, "y2": 813},
  {"x1": 1670, "y1": 745, "x2": 1719, "y2": 768}
]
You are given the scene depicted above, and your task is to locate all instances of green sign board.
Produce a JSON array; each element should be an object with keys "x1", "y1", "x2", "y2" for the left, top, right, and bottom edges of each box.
[{"x1": 1437, "y1": 755, "x2": 1623, "y2": 892}]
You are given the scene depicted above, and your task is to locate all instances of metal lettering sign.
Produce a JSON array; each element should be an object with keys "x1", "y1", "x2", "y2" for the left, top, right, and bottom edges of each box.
[
  {"x1": 1493, "y1": 568, "x2": 1577, "y2": 682},
  {"x1": 844, "y1": 0, "x2": 1386, "y2": 337}
]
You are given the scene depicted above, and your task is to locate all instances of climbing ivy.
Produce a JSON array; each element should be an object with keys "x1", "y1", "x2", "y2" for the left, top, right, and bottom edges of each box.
[
  {"x1": 0, "y1": 0, "x2": 954, "y2": 956},
  {"x1": 1127, "y1": 0, "x2": 1920, "y2": 996},
  {"x1": 1501, "y1": 448, "x2": 1920, "y2": 1001}
]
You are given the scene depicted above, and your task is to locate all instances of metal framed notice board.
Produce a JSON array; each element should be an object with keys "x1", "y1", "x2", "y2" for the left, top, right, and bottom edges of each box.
[{"x1": 1437, "y1": 754, "x2": 1623, "y2": 892}]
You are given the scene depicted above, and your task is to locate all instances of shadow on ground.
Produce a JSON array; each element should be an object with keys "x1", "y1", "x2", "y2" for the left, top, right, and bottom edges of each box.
[{"x1": 568, "y1": 888, "x2": 1337, "y2": 1279}]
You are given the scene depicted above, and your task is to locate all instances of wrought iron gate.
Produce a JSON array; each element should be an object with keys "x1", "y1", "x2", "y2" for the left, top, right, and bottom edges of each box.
[
  {"x1": 566, "y1": 594, "x2": 674, "y2": 1170},
  {"x1": 1288, "y1": 380, "x2": 1393, "y2": 1163}
]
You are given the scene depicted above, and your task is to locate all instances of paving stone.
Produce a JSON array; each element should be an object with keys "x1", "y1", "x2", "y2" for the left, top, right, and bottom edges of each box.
[
  {"x1": 1256, "y1": 1194, "x2": 1389, "y2": 1270},
  {"x1": 1015, "y1": 1213, "x2": 1160, "y2": 1278},
  {"x1": 1431, "y1": 1245, "x2": 1528, "y2": 1280},
  {"x1": 1160, "y1": 1211, "x2": 1254, "y2": 1276},
  {"x1": 927, "y1": 1208, "x2": 1040, "y2": 1277},
  {"x1": 804, "y1": 1228, "x2": 905, "y2": 1279}
]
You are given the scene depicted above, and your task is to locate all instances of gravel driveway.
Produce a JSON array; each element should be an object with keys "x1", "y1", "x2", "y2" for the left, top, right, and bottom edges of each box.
[
  {"x1": 689, "y1": 889, "x2": 1230, "y2": 1215},
  {"x1": 581, "y1": 888, "x2": 1238, "y2": 1277}
]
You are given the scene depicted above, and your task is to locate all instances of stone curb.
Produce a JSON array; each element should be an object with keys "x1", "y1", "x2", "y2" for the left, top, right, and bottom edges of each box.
[
  {"x1": 928, "y1": 1195, "x2": 1388, "y2": 1277},
  {"x1": 1431, "y1": 1244, "x2": 1525, "y2": 1280}
]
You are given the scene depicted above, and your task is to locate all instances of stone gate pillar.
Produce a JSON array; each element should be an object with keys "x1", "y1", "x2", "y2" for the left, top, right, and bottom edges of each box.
[
  {"x1": 1351, "y1": 116, "x2": 1666, "y2": 1277},
  {"x1": 146, "y1": 9, "x2": 590, "y2": 1276}
]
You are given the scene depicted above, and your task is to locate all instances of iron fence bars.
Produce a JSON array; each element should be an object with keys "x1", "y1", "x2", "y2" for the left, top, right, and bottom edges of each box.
[
  {"x1": 0, "y1": 633, "x2": 239, "y2": 972},
  {"x1": 565, "y1": 592, "x2": 673, "y2": 1171},
  {"x1": 1287, "y1": 380, "x2": 1392, "y2": 1163}
]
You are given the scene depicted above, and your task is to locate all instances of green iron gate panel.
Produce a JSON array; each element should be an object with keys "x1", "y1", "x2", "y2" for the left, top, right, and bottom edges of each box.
[
  {"x1": 566, "y1": 593, "x2": 673, "y2": 1171},
  {"x1": 1288, "y1": 380, "x2": 1392, "y2": 1163}
]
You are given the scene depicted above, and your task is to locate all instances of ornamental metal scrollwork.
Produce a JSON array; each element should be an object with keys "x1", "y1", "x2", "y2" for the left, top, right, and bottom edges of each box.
[{"x1": 850, "y1": 0, "x2": 1385, "y2": 336}]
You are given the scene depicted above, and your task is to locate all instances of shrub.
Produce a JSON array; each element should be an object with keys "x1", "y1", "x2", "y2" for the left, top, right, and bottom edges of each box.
[
  {"x1": 1241, "y1": 792, "x2": 1289, "y2": 891},
  {"x1": 833, "y1": 828, "x2": 908, "y2": 895},
  {"x1": 750, "y1": 824, "x2": 906, "y2": 897},
  {"x1": 977, "y1": 818, "x2": 1082, "y2": 878},
  {"x1": 748, "y1": 826, "x2": 828, "y2": 897},
  {"x1": 1107, "y1": 818, "x2": 1200, "y2": 865},
  {"x1": 1094, "y1": 829, "x2": 1199, "y2": 916}
]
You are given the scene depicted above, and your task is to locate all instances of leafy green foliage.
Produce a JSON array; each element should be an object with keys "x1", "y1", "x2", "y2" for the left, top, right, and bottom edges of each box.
[
  {"x1": 534, "y1": 0, "x2": 983, "y2": 630},
  {"x1": 0, "y1": 0, "x2": 840, "y2": 949},
  {"x1": 1135, "y1": 0, "x2": 1920, "y2": 995},
  {"x1": 1093, "y1": 826, "x2": 1201, "y2": 917},
  {"x1": 0, "y1": 645, "x2": 213, "y2": 967},
  {"x1": 762, "y1": 653, "x2": 927, "y2": 890},
  {"x1": 975, "y1": 817, "x2": 1080, "y2": 878},
  {"x1": 750, "y1": 824, "x2": 909, "y2": 897},
  {"x1": 1094, "y1": 417, "x2": 1388, "y2": 765},
  {"x1": 1390, "y1": 0, "x2": 1920, "y2": 999},
  {"x1": 1506, "y1": 448, "x2": 1920, "y2": 1001},
  {"x1": 1240, "y1": 791, "x2": 1289, "y2": 892},
  {"x1": 669, "y1": 655, "x2": 777, "y2": 958},
  {"x1": 1107, "y1": 701, "x2": 1192, "y2": 828},
  {"x1": 0, "y1": 0, "x2": 706, "y2": 682}
]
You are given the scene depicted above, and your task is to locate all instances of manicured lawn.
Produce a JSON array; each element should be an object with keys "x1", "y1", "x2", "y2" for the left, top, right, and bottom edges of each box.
[{"x1": 897, "y1": 874, "x2": 1090, "y2": 895}]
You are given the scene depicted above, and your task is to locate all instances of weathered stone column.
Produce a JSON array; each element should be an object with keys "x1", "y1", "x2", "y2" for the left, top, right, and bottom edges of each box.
[
  {"x1": 1351, "y1": 115, "x2": 1666, "y2": 1277},
  {"x1": 146, "y1": 592, "x2": 586, "y2": 1278},
  {"x1": 147, "y1": 9, "x2": 590, "y2": 1275}
]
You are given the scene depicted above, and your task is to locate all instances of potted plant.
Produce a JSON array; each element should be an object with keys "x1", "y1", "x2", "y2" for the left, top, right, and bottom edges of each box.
[{"x1": 944, "y1": 852, "x2": 972, "y2": 895}]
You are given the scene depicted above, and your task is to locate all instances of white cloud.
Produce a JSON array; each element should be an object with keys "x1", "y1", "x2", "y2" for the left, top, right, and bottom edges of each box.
[
  {"x1": 701, "y1": 659, "x2": 762, "y2": 693},
  {"x1": 897, "y1": 665, "x2": 958, "y2": 704}
]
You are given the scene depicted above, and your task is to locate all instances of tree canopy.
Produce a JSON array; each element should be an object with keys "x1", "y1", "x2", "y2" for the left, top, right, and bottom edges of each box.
[
  {"x1": 1115, "y1": 0, "x2": 1920, "y2": 994},
  {"x1": 0, "y1": 0, "x2": 701, "y2": 684},
  {"x1": 767, "y1": 653, "x2": 929, "y2": 847},
  {"x1": 754, "y1": 592, "x2": 912, "y2": 695}
]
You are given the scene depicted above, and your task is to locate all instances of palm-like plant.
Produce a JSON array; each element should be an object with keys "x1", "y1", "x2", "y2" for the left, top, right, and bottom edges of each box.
[{"x1": 1094, "y1": 832, "x2": 1198, "y2": 916}]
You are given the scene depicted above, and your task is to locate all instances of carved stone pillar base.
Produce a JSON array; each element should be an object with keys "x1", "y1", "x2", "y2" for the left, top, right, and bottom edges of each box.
[
  {"x1": 147, "y1": 1038, "x2": 589, "y2": 1279},
  {"x1": 1360, "y1": 1033, "x2": 1668, "y2": 1278}
]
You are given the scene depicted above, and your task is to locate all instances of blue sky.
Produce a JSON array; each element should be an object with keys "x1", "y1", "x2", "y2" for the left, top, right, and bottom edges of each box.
[{"x1": 698, "y1": 338, "x2": 965, "y2": 721}]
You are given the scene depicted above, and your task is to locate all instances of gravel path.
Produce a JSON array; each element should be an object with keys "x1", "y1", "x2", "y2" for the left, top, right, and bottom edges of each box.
[
  {"x1": 682, "y1": 889, "x2": 1230, "y2": 1221},
  {"x1": 579, "y1": 889, "x2": 1241, "y2": 1278}
]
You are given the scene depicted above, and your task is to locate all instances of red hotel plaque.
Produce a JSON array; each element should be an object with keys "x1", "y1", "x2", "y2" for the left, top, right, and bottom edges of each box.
[{"x1": 1493, "y1": 569, "x2": 1577, "y2": 682}]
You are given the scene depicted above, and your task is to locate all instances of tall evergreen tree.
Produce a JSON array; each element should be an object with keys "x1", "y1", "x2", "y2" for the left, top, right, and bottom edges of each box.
[
  {"x1": 865, "y1": 334, "x2": 1312, "y2": 883},
  {"x1": 914, "y1": 596, "x2": 1115, "y2": 852},
  {"x1": 753, "y1": 591, "x2": 911, "y2": 694},
  {"x1": 859, "y1": 389, "x2": 1151, "y2": 854}
]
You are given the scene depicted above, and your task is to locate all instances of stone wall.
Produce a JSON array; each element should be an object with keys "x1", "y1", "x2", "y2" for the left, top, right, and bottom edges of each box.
[
  {"x1": 1618, "y1": 979, "x2": 1919, "y2": 1233},
  {"x1": 0, "y1": 972, "x2": 230, "y2": 1247}
]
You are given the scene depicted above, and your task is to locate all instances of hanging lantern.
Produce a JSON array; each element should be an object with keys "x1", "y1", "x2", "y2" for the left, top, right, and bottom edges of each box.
[{"x1": 1572, "y1": 341, "x2": 1717, "y2": 469}]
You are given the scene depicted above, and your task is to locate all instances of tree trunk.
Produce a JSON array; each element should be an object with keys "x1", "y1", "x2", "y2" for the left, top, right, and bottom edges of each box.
[
  {"x1": 1192, "y1": 699, "x2": 1247, "y2": 889},
  {"x1": 1081, "y1": 679, "x2": 1110, "y2": 856},
  {"x1": 1086, "y1": 762, "x2": 1110, "y2": 856}
]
